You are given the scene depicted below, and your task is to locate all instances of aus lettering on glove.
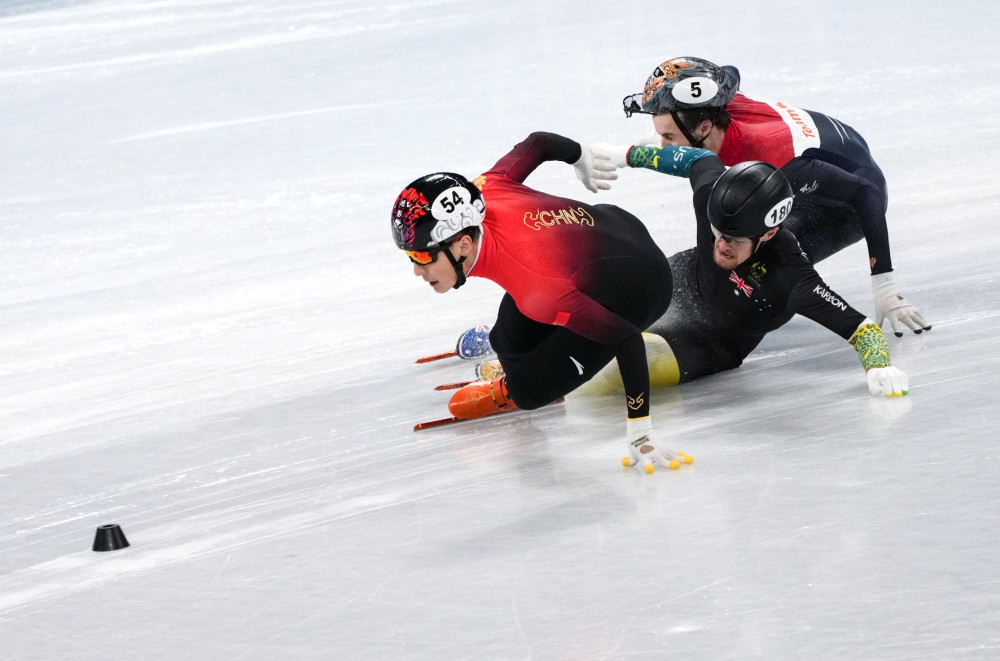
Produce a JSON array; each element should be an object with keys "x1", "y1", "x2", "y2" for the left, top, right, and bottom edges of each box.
[
  {"x1": 572, "y1": 145, "x2": 617, "y2": 193},
  {"x1": 872, "y1": 272, "x2": 931, "y2": 337},
  {"x1": 622, "y1": 416, "x2": 693, "y2": 473},
  {"x1": 589, "y1": 143, "x2": 634, "y2": 169},
  {"x1": 866, "y1": 365, "x2": 909, "y2": 397}
]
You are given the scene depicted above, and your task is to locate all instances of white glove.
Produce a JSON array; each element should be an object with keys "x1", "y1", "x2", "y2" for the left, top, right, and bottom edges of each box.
[
  {"x1": 590, "y1": 143, "x2": 633, "y2": 169},
  {"x1": 572, "y1": 145, "x2": 617, "y2": 193},
  {"x1": 622, "y1": 416, "x2": 693, "y2": 473},
  {"x1": 872, "y1": 272, "x2": 931, "y2": 337},
  {"x1": 866, "y1": 365, "x2": 909, "y2": 397}
]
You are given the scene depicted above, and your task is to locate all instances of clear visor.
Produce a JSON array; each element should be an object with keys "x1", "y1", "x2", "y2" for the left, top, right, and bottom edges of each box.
[
  {"x1": 710, "y1": 225, "x2": 754, "y2": 247},
  {"x1": 622, "y1": 93, "x2": 652, "y2": 118}
]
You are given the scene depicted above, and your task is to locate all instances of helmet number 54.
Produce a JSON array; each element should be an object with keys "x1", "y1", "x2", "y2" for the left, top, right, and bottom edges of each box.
[{"x1": 439, "y1": 190, "x2": 465, "y2": 214}]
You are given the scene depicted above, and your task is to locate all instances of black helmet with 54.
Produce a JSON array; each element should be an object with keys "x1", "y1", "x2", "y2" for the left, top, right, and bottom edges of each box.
[{"x1": 391, "y1": 172, "x2": 486, "y2": 289}]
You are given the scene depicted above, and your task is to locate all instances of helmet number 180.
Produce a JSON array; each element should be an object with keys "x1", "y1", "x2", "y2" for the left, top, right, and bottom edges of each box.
[{"x1": 765, "y1": 197, "x2": 794, "y2": 228}]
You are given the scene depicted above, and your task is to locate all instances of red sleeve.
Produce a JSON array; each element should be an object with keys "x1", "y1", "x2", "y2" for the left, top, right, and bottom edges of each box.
[{"x1": 485, "y1": 132, "x2": 582, "y2": 184}]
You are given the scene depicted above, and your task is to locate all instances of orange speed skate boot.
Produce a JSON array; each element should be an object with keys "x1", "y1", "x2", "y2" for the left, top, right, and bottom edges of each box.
[{"x1": 448, "y1": 376, "x2": 517, "y2": 419}]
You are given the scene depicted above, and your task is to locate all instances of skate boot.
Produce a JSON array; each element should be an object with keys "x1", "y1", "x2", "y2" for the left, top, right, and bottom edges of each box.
[
  {"x1": 475, "y1": 359, "x2": 505, "y2": 381},
  {"x1": 456, "y1": 324, "x2": 496, "y2": 360},
  {"x1": 448, "y1": 376, "x2": 517, "y2": 419}
]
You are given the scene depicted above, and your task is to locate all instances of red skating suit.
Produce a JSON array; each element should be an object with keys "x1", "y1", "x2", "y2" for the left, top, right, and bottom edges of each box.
[
  {"x1": 716, "y1": 92, "x2": 893, "y2": 274},
  {"x1": 468, "y1": 132, "x2": 671, "y2": 416},
  {"x1": 718, "y1": 92, "x2": 878, "y2": 170}
]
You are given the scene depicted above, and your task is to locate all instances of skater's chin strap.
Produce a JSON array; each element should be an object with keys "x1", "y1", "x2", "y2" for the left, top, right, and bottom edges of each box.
[
  {"x1": 443, "y1": 247, "x2": 468, "y2": 290},
  {"x1": 672, "y1": 110, "x2": 707, "y2": 149}
]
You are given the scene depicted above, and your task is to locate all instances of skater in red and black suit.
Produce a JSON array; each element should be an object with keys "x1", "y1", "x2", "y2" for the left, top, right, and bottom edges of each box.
[
  {"x1": 391, "y1": 132, "x2": 691, "y2": 471},
  {"x1": 621, "y1": 56, "x2": 931, "y2": 337}
]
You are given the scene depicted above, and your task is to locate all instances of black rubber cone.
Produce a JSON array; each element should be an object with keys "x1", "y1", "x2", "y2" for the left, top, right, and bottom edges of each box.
[{"x1": 92, "y1": 524, "x2": 130, "y2": 552}]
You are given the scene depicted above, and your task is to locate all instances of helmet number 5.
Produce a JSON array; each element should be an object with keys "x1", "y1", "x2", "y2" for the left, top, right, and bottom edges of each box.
[{"x1": 672, "y1": 77, "x2": 718, "y2": 105}]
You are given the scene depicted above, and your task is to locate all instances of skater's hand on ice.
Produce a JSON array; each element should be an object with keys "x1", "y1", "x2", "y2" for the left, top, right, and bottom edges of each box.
[
  {"x1": 622, "y1": 416, "x2": 693, "y2": 473},
  {"x1": 573, "y1": 145, "x2": 617, "y2": 193},
  {"x1": 866, "y1": 365, "x2": 909, "y2": 397},
  {"x1": 872, "y1": 273, "x2": 931, "y2": 337},
  {"x1": 589, "y1": 143, "x2": 633, "y2": 169}
]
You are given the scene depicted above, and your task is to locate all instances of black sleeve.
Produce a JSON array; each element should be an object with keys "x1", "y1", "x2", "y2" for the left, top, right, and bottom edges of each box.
[
  {"x1": 782, "y1": 155, "x2": 892, "y2": 275},
  {"x1": 615, "y1": 330, "x2": 651, "y2": 420},
  {"x1": 786, "y1": 269, "x2": 868, "y2": 340},
  {"x1": 689, "y1": 155, "x2": 727, "y2": 249},
  {"x1": 689, "y1": 153, "x2": 726, "y2": 194}
]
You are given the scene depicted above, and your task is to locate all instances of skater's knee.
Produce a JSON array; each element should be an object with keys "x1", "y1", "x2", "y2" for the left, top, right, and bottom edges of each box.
[
  {"x1": 504, "y1": 373, "x2": 561, "y2": 410},
  {"x1": 503, "y1": 383, "x2": 543, "y2": 410}
]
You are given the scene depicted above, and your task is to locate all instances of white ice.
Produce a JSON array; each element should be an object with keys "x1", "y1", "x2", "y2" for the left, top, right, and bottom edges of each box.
[{"x1": 2, "y1": 1, "x2": 999, "y2": 659}]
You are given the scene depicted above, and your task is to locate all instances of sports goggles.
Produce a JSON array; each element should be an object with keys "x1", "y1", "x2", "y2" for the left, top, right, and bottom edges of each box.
[
  {"x1": 405, "y1": 236, "x2": 459, "y2": 265},
  {"x1": 405, "y1": 248, "x2": 441, "y2": 265},
  {"x1": 709, "y1": 225, "x2": 754, "y2": 246}
]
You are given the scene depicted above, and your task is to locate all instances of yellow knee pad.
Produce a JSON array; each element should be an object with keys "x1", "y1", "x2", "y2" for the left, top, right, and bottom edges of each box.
[
  {"x1": 644, "y1": 333, "x2": 680, "y2": 388},
  {"x1": 576, "y1": 333, "x2": 679, "y2": 395}
]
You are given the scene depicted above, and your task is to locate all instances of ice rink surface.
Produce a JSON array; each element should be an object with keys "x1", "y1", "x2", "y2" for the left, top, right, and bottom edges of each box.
[{"x1": 2, "y1": 1, "x2": 999, "y2": 658}]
